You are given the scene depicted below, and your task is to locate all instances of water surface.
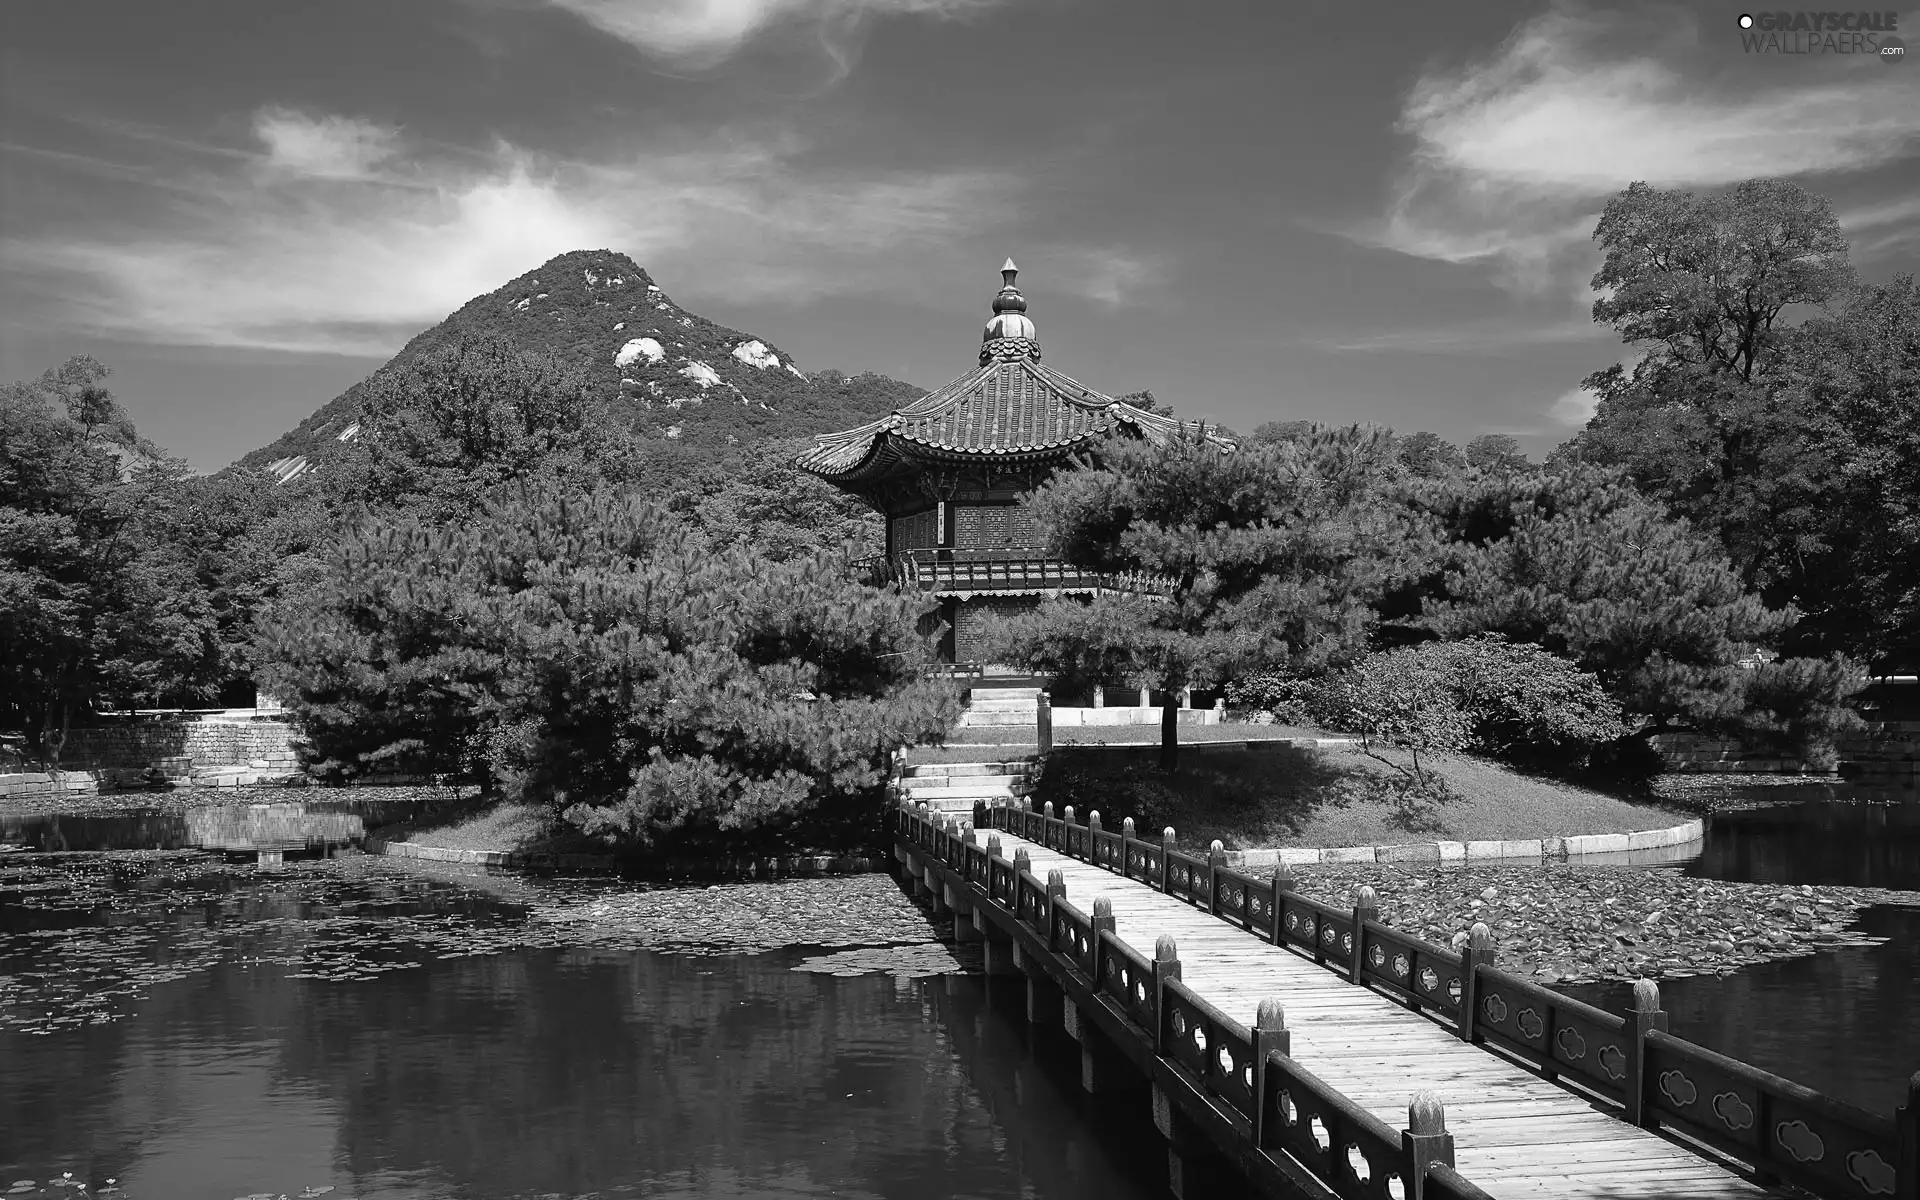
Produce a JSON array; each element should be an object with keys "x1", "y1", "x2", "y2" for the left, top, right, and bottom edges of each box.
[{"x1": 0, "y1": 853, "x2": 1162, "y2": 1200}]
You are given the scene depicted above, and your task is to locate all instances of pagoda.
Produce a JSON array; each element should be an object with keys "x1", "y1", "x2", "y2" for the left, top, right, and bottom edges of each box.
[{"x1": 798, "y1": 260, "x2": 1211, "y2": 665}]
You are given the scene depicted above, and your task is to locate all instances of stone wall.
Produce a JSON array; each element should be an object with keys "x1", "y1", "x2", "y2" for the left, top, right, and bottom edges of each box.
[
  {"x1": 57, "y1": 721, "x2": 300, "y2": 771},
  {"x1": 1651, "y1": 721, "x2": 1920, "y2": 774},
  {"x1": 1, "y1": 720, "x2": 305, "y2": 802}
]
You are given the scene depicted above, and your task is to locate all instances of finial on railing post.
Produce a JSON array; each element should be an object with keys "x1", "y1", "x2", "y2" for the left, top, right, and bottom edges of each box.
[
  {"x1": 1403, "y1": 1090, "x2": 1455, "y2": 1199},
  {"x1": 1251, "y1": 997, "x2": 1291, "y2": 1149},
  {"x1": 1152, "y1": 935, "x2": 1181, "y2": 1055},
  {"x1": 1351, "y1": 885, "x2": 1380, "y2": 983},
  {"x1": 1063, "y1": 804, "x2": 1075, "y2": 826},
  {"x1": 1159, "y1": 826, "x2": 1175, "y2": 894},
  {"x1": 1207, "y1": 839, "x2": 1227, "y2": 917},
  {"x1": 1087, "y1": 810, "x2": 1102, "y2": 863},
  {"x1": 1046, "y1": 867, "x2": 1066, "y2": 899},
  {"x1": 1623, "y1": 978, "x2": 1668, "y2": 1128},
  {"x1": 1456, "y1": 921, "x2": 1495, "y2": 1044},
  {"x1": 1123, "y1": 816, "x2": 1136, "y2": 838},
  {"x1": 973, "y1": 799, "x2": 989, "y2": 830},
  {"x1": 987, "y1": 833, "x2": 1003, "y2": 858}
]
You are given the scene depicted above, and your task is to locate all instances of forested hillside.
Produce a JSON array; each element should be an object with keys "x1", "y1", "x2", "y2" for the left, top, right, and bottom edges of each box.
[{"x1": 236, "y1": 249, "x2": 922, "y2": 496}]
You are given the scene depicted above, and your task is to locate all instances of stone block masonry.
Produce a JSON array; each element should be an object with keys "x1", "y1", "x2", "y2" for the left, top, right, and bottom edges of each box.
[
  {"x1": 58, "y1": 721, "x2": 301, "y2": 771},
  {"x1": 1, "y1": 720, "x2": 303, "y2": 801}
]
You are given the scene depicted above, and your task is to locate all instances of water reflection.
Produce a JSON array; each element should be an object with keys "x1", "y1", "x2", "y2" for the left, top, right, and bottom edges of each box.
[
  {"x1": 0, "y1": 856, "x2": 1164, "y2": 1200},
  {"x1": 0, "y1": 800, "x2": 415, "y2": 856}
]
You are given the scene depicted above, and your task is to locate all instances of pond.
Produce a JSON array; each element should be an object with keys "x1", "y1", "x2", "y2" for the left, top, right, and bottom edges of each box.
[
  {"x1": 1564, "y1": 774, "x2": 1920, "y2": 1117},
  {"x1": 0, "y1": 841, "x2": 1168, "y2": 1200}
]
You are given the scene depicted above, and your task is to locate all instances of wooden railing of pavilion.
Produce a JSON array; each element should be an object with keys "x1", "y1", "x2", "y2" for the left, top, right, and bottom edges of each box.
[
  {"x1": 895, "y1": 797, "x2": 1920, "y2": 1200},
  {"x1": 853, "y1": 549, "x2": 1176, "y2": 596}
]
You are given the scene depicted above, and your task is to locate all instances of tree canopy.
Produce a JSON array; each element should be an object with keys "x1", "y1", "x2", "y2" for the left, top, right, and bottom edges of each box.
[
  {"x1": 259, "y1": 484, "x2": 958, "y2": 847},
  {"x1": 981, "y1": 423, "x2": 1433, "y2": 765}
]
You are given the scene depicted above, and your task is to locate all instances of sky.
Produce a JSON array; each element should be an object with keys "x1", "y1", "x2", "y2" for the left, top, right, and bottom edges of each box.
[{"x1": 3, "y1": 0, "x2": 1918, "y2": 471}]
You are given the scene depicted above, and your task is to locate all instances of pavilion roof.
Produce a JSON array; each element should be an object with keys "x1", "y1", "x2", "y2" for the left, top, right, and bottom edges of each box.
[{"x1": 798, "y1": 260, "x2": 1216, "y2": 483}]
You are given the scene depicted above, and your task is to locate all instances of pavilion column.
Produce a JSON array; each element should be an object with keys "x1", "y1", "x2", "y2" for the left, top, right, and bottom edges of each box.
[
  {"x1": 1179, "y1": 687, "x2": 1192, "y2": 709},
  {"x1": 1092, "y1": 685, "x2": 1105, "y2": 709},
  {"x1": 1138, "y1": 686, "x2": 1151, "y2": 709}
]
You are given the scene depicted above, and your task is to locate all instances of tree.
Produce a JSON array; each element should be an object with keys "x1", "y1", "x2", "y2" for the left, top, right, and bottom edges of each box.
[
  {"x1": 1775, "y1": 276, "x2": 1920, "y2": 672},
  {"x1": 1464, "y1": 434, "x2": 1529, "y2": 474},
  {"x1": 980, "y1": 424, "x2": 1433, "y2": 768},
  {"x1": 682, "y1": 437, "x2": 882, "y2": 563},
  {"x1": 1556, "y1": 179, "x2": 1856, "y2": 598},
  {"x1": 1395, "y1": 431, "x2": 1466, "y2": 478},
  {"x1": 260, "y1": 485, "x2": 959, "y2": 848},
  {"x1": 1408, "y1": 464, "x2": 1860, "y2": 759},
  {"x1": 1, "y1": 358, "x2": 223, "y2": 758},
  {"x1": 325, "y1": 334, "x2": 642, "y2": 525}
]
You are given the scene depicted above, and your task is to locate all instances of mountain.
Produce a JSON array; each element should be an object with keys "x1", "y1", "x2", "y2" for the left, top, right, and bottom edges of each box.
[{"x1": 236, "y1": 249, "x2": 923, "y2": 486}]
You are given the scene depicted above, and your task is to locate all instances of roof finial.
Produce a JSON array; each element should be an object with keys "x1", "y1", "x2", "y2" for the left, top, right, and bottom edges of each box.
[
  {"x1": 982, "y1": 257, "x2": 1038, "y2": 363},
  {"x1": 992, "y1": 259, "x2": 1027, "y2": 316}
]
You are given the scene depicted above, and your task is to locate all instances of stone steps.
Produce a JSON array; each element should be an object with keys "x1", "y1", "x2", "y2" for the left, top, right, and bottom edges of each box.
[{"x1": 901, "y1": 761, "x2": 1031, "y2": 777}]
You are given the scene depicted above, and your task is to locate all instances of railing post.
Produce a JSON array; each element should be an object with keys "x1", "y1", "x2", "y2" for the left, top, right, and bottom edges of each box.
[
  {"x1": 1153, "y1": 935, "x2": 1181, "y2": 1056},
  {"x1": 1207, "y1": 839, "x2": 1227, "y2": 916},
  {"x1": 973, "y1": 799, "x2": 989, "y2": 830},
  {"x1": 1088, "y1": 810, "x2": 1103, "y2": 867},
  {"x1": 1271, "y1": 865, "x2": 1292, "y2": 945},
  {"x1": 1037, "y1": 690, "x2": 1052, "y2": 757},
  {"x1": 1403, "y1": 1091, "x2": 1455, "y2": 1200},
  {"x1": 1251, "y1": 999, "x2": 1290, "y2": 1150},
  {"x1": 1895, "y1": 1070, "x2": 1918, "y2": 1200},
  {"x1": 1122, "y1": 818, "x2": 1137, "y2": 879},
  {"x1": 1623, "y1": 979, "x2": 1668, "y2": 1128},
  {"x1": 1351, "y1": 885, "x2": 1379, "y2": 983},
  {"x1": 1456, "y1": 922, "x2": 1494, "y2": 1043},
  {"x1": 1160, "y1": 826, "x2": 1175, "y2": 894},
  {"x1": 1090, "y1": 894, "x2": 1115, "y2": 989},
  {"x1": 1063, "y1": 805, "x2": 1076, "y2": 857},
  {"x1": 1046, "y1": 868, "x2": 1066, "y2": 951},
  {"x1": 1013, "y1": 848, "x2": 1032, "y2": 921}
]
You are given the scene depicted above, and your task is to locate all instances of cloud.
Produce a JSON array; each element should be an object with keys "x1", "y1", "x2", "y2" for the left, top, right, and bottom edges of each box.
[
  {"x1": 1352, "y1": 4, "x2": 1920, "y2": 291},
  {"x1": 1313, "y1": 316, "x2": 1604, "y2": 354},
  {"x1": 1548, "y1": 385, "x2": 1597, "y2": 427},
  {"x1": 6, "y1": 110, "x2": 1015, "y2": 355},
  {"x1": 253, "y1": 108, "x2": 402, "y2": 181},
  {"x1": 1045, "y1": 247, "x2": 1160, "y2": 307},
  {"x1": 545, "y1": 0, "x2": 997, "y2": 70}
]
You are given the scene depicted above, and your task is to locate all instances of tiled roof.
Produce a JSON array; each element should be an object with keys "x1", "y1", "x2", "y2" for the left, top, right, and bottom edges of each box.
[
  {"x1": 798, "y1": 354, "x2": 1194, "y2": 478},
  {"x1": 799, "y1": 260, "x2": 1225, "y2": 482}
]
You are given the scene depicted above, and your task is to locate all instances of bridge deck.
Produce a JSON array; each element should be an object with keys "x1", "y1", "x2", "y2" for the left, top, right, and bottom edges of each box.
[{"x1": 989, "y1": 826, "x2": 1777, "y2": 1200}]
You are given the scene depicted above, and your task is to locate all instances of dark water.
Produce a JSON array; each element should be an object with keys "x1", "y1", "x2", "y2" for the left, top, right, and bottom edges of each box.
[
  {"x1": 0, "y1": 798, "x2": 418, "y2": 854},
  {"x1": 1566, "y1": 774, "x2": 1920, "y2": 1117},
  {"x1": 0, "y1": 851, "x2": 1165, "y2": 1200}
]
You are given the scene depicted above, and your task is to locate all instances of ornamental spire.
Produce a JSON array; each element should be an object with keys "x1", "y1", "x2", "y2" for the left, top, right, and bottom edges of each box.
[{"x1": 981, "y1": 257, "x2": 1039, "y2": 363}]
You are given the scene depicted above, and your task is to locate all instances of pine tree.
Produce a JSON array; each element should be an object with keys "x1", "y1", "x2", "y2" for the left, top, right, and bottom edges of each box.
[
  {"x1": 979, "y1": 424, "x2": 1432, "y2": 768},
  {"x1": 260, "y1": 484, "x2": 959, "y2": 848}
]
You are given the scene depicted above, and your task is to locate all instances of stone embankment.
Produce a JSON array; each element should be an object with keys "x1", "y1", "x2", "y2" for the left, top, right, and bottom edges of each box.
[{"x1": 1222, "y1": 818, "x2": 1705, "y2": 868}]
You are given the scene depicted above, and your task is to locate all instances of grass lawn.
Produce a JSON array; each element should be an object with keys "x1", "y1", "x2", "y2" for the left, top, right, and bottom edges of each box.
[
  {"x1": 984, "y1": 727, "x2": 1684, "y2": 849},
  {"x1": 375, "y1": 801, "x2": 593, "y2": 855}
]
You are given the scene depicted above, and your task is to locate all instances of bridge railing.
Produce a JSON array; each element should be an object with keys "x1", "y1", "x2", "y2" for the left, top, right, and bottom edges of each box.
[
  {"x1": 945, "y1": 797, "x2": 1920, "y2": 1200},
  {"x1": 896, "y1": 801, "x2": 1499, "y2": 1200}
]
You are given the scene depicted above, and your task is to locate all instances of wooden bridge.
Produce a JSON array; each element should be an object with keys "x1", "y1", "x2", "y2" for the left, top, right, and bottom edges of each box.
[{"x1": 893, "y1": 799, "x2": 1920, "y2": 1200}]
